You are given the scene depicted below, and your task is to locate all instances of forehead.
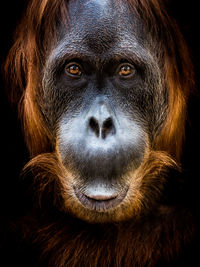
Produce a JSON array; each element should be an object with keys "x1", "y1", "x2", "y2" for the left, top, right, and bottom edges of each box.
[
  {"x1": 68, "y1": 0, "x2": 129, "y2": 24},
  {"x1": 66, "y1": 0, "x2": 140, "y2": 53},
  {"x1": 47, "y1": 0, "x2": 152, "y2": 68}
]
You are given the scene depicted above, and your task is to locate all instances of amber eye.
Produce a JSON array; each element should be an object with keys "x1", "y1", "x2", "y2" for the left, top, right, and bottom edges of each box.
[
  {"x1": 66, "y1": 63, "x2": 82, "y2": 77},
  {"x1": 118, "y1": 64, "x2": 135, "y2": 77}
]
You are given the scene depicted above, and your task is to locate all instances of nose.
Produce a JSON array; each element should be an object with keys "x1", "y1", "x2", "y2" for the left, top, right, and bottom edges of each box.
[
  {"x1": 89, "y1": 116, "x2": 115, "y2": 139},
  {"x1": 87, "y1": 101, "x2": 116, "y2": 139}
]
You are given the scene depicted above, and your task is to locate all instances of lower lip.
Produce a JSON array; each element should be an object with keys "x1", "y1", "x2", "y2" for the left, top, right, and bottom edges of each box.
[{"x1": 74, "y1": 186, "x2": 129, "y2": 212}]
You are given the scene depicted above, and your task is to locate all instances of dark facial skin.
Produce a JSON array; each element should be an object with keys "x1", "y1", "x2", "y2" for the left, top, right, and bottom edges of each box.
[{"x1": 41, "y1": 0, "x2": 168, "y2": 219}]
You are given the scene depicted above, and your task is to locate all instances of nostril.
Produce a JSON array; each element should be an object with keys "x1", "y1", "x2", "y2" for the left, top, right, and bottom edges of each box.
[
  {"x1": 102, "y1": 117, "x2": 115, "y2": 139},
  {"x1": 103, "y1": 118, "x2": 113, "y2": 129},
  {"x1": 89, "y1": 117, "x2": 100, "y2": 137}
]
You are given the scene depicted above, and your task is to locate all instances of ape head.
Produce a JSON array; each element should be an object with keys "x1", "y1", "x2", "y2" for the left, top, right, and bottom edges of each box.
[{"x1": 6, "y1": 0, "x2": 193, "y2": 223}]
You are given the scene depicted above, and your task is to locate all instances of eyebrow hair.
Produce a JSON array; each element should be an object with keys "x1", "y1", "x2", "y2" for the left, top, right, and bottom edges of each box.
[{"x1": 46, "y1": 33, "x2": 155, "y2": 74}]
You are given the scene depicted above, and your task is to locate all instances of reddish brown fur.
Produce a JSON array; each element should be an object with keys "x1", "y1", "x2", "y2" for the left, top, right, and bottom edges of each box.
[
  {"x1": 21, "y1": 207, "x2": 193, "y2": 267},
  {"x1": 5, "y1": 0, "x2": 195, "y2": 266}
]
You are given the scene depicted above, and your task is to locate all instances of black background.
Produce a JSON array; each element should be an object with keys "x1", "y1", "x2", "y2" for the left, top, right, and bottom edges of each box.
[
  {"x1": 0, "y1": 0, "x2": 200, "y2": 256},
  {"x1": 0, "y1": 0, "x2": 29, "y2": 219}
]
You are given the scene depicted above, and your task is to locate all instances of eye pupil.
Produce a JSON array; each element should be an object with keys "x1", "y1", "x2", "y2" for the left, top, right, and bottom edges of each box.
[{"x1": 123, "y1": 66, "x2": 129, "y2": 71}]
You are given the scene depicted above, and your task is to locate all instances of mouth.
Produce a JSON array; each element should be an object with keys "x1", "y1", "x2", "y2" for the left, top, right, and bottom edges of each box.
[{"x1": 74, "y1": 185, "x2": 129, "y2": 212}]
